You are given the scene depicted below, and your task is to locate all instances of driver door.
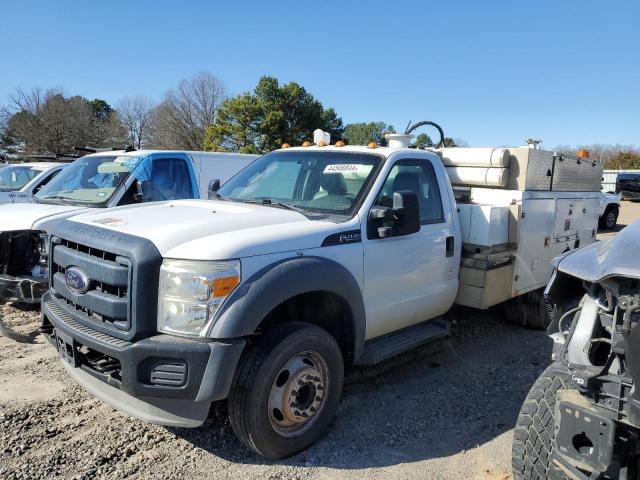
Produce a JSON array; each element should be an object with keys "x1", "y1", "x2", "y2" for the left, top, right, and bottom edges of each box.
[{"x1": 362, "y1": 157, "x2": 457, "y2": 339}]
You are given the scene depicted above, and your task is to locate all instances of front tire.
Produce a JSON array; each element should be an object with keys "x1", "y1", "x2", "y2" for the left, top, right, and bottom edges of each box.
[
  {"x1": 228, "y1": 322, "x2": 344, "y2": 458},
  {"x1": 512, "y1": 364, "x2": 573, "y2": 480}
]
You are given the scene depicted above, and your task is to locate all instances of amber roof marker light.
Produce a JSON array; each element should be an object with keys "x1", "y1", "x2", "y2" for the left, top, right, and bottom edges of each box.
[
  {"x1": 302, "y1": 141, "x2": 312, "y2": 147},
  {"x1": 335, "y1": 140, "x2": 346, "y2": 147},
  {"x1": 367, "y1": 141, "x2": 378, "y2": 149}
]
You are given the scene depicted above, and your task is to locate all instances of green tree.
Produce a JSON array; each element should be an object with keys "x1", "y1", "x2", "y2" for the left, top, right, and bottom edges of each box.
[
  {"x1": 204, "y1": 76, "x2": 344, "y2": 153},
  {"x1": 413, "y1": 133, "x2": 433, "y2": 149},
  {"x1": 343, "y1": 122, "x2": 394, "y2": 146},
  {"x1": 605, "y1": 151, "x2": 640, "y2": 170},
  {"x1": 203, "y1": 93, "x2": 264, "y2": 153},
  {"x1": 88, "y1": 99, "x2": 113, "y2": 121}
]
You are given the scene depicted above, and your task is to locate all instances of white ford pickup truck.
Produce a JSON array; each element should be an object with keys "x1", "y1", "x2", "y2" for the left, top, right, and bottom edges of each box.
[
  {"x1": 0, "y1": 162, "x2": 66, "y2": 204},
  {"x1": 0, "y1": 150, "x2": 256, "y2": 303},
  {"x1": 40, "y1": 132, "x2": 604, "y2": 458}
]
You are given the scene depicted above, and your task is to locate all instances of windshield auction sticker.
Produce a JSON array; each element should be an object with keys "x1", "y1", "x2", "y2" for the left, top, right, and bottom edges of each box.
[
  {"x1": 323, "y1": 164, "x2": 372, "y2": 178},
  {"x1": 324, "y1": 164, "x2": 360, "y2": 173}
]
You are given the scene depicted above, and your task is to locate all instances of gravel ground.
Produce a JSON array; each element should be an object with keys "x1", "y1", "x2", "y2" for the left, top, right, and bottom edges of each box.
[{"x1": 1, "y1": 201, "x2": 638, "y2": 480}]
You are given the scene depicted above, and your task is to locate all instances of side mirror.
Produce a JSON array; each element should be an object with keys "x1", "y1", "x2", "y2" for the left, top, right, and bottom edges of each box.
[
  {"x1": 208, "y1": 179, "x2": 221, "y2": 199},
  {"x1": 392, "y1": 190, "x2": 421, "y2": 236},
  {"x1": 134, "y1": 180, "x2": 153, "y2": 202},
  {"x1": 369, "y1": 190, "x2": 420, "y2": 238}
]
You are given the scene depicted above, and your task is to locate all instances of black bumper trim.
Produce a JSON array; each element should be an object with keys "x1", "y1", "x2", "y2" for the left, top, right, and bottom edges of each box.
[{"x1": 42, "y1": 291, "x2": 245, "y2": 402}]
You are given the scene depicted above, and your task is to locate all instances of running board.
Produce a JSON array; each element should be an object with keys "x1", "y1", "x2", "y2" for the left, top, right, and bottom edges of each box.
[{"x1": 356, "y1": 318, "x2": 450, "y2": 366}]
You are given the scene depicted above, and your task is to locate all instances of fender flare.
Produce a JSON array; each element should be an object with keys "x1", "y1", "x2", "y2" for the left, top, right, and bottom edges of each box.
[{"x1": 208, "y1": 256, "x2": 366, "y2": 361}]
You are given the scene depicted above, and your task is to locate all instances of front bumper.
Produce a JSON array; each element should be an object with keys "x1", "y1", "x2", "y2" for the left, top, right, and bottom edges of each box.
[
  {"x1": 0, "y1": 274, "x2": 48, "y2": 303},
  {"x1": 41, "y1": 292, "x2": 245, "y2": 427}
]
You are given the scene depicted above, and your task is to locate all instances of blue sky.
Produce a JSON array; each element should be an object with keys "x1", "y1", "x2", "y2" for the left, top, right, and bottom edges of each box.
[{"x1": 1, "y1": 0, "x2": 638, "y2": 148}]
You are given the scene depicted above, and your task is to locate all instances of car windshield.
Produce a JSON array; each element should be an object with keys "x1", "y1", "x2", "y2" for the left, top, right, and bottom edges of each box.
[
  {"x1": 217, "y1": 150, "x2": 381, "y2": 216},
  {"x1": 35, "y1": 155, "x2": 136, "y2": 206},
  {"x1": 0, "y1": 165, "x2": 41, "y2": 191}
]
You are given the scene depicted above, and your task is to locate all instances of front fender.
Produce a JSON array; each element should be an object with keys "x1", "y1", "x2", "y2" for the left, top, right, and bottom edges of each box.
[{"x1": 208, "y1": 256, "x2": 366, "y2": 360}]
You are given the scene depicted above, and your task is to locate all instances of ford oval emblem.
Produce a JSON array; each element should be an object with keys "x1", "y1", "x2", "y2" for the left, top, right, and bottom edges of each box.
[{"x1": 65, "y1": 267, "x2": 90, "y2": 294}]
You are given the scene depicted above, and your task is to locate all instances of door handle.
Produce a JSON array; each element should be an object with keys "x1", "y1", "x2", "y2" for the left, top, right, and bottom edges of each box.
[{"x1": 446, "y1": 236, "x2": 455, "y2": 257}]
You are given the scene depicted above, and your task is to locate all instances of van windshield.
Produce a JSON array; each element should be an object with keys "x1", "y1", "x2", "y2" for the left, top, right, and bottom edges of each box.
[
  {"x1": 0, "y1": 165, "x2": 41, "y2": 191},
  {"x1": 217, "y1": 150, "x2": 381, "y2": 216},
  {"x1": 35, "y1": 155, "x2": 137, "y2": 206}
]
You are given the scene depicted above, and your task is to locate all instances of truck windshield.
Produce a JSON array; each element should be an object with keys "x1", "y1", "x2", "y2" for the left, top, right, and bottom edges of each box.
[
  {"x1": 35, "y1": 155, "x2": 133, "y2": 206},
  {"x1": 0, "y1": 165, "x2": 41, "y2": 191},
  {"x1": 217, "y1": 150, "x2": 381, "y2": 216}
]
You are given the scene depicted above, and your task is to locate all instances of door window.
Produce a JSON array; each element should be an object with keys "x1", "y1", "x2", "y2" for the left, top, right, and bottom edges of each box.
[
  {"x1": 144, "y1": 158, "x2": 194, "y2": 201},
  {"x1": 374, "y1": 159, "x2": 444, "y2": 224}
]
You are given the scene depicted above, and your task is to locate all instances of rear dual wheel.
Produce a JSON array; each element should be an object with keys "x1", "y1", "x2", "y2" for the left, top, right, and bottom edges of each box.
[
  {"x1": 503, "y1": 289, "x2": 550, "y2": 330},
  {"x1": 228, "y1": 322, "x2": 344, "y2": 458}
]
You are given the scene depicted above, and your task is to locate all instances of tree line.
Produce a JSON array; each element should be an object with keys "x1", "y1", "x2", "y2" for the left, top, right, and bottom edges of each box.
[
  {"x1": 2, "y1": 71, "x2": 636, "y2": 168},
  {"x1": 0, "y1": 71, "x2": 463, "y2": 159}
]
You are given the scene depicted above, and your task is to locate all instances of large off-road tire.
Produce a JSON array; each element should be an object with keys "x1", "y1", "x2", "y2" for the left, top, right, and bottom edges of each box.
[
  {"x1": 512, "y1": 364, "x2": 573, "y2": 480},
  {"x1": 598, "y1": 205, "x2": 619, "y2": 231},
  {"x1": 503, "y1": 289, "x2": 550, "y2": 330},
  {"x1": 228, "y1": 321, "x2": 344, "y2": 459}
]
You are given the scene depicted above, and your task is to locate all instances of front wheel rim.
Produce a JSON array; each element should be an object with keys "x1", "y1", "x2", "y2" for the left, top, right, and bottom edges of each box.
[
  {"x1": 607, "y1": 212, "x2": 616, "y2": 228},
  {"x1": 267, "y1": 350, "x2": 329, "y2": 437}
]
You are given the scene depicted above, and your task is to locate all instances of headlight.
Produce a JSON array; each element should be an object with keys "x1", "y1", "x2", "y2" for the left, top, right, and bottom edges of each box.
[{"x1": 158, "y1": 259, "x2": 241, "y2": 337}]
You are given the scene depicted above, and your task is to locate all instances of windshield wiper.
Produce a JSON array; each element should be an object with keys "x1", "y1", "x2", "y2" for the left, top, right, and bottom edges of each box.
[
  {"x1": 37, "y1": 194, "x2": 82, "y2": 205},
  {"x1": 243, "y1": 198, "x2": 309, "y2": 214},
  {"x1": 40, "y1": 194, "x2": 75, "y2": 201}
]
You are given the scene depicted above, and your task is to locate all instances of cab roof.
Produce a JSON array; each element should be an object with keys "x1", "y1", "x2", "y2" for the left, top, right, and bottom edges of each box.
[
  {"x1": 83, "y1": 149, "x2": 161, "y2": 158},
  {"x1": 1, "y1": 162, "x2": 64, "y2": 169},
  {"x1": 278, "y1": 145, "x2": 437, "y2": 159}
]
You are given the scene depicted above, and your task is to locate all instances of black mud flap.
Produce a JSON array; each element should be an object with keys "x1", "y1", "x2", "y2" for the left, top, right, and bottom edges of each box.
[
  {"x1": 554, "y1": 399, "x2": 615, "y2": 478},
  {"x1": 0, "y1": 312, "x2": 39, "y2": 344}
]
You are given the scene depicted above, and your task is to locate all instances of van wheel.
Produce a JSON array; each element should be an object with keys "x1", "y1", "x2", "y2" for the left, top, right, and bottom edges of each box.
[
  {"x1": 228, "y1": 322, "x2": 344, "y2": 459},
  {"x1": 599, "y1": 206, "x2": 619, "y2": 231},
  {"x1": 512, "y1": 364, "x2": 573, "y2": 480}
]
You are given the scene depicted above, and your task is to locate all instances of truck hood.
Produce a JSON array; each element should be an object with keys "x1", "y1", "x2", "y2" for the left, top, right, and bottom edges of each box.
[
  {"x1": 69, "y1": 200, "x2": 352, "y2": 259},
  {"x1": 555, "y1": 220, "x2": 640, "y2": 282},
  {"x1": 0, "y1": 202, "x2": 88, "y2": 231}
]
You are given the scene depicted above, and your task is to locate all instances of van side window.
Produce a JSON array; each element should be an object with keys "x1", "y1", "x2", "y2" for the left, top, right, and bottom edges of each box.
[
  {"x1": 147, "y1": 158, "x2": 194, "y2": 201},
  {"x1": 375, "y1": 159, "x2": 444, "y2": 224}
]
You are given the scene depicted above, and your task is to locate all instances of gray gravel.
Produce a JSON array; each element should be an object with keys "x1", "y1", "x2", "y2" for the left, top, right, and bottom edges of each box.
[{"x1": 0, "y1": 302, "x2": 551, "y2": 480}]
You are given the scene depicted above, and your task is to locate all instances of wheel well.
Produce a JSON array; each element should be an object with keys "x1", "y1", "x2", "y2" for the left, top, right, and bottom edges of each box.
[{"x1": 256, "y1": 291, "x2": 356, "y2": 364}]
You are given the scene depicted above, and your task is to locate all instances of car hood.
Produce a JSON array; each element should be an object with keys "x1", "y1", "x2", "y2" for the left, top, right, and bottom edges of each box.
[
  {"x1": 555, "y1": 220, "x2": 640, "y2": 282},
  {"x1": 0, "y1": 202, "x2": 88, "y2": 231},
  {"x1": 68, "y1": 200, "x2": 351, "y2": 259}
]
